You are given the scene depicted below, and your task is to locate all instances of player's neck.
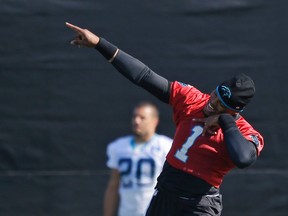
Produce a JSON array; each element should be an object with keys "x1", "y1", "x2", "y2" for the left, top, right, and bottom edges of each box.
[{"x1": 134, "y1": 134, "x2": 155, "y2": 144}]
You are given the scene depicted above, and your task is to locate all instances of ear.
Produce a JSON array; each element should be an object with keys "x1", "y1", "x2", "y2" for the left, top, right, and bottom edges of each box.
[{"x1": 155, "y1": 118, "x2": 160, "y2": 127}]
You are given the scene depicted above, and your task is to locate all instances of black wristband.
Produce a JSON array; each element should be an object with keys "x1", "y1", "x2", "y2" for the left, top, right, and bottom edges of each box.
[
  {"x1": 95, "y1": 38, "x2": 118, "y2": 61},
  {"x1": 218, "y1": 114, "x2": 237, "y2": 131}
]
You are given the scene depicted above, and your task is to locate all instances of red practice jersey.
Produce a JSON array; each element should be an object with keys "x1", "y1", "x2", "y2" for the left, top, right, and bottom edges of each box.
[{"x1": 166, "y1": 81, "x2": 264, "y2": 188}]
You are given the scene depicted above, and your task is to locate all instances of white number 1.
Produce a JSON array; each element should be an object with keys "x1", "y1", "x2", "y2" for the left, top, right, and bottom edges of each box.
[{"x1": 174, "y1": 125, "x2": 203, "y2": 163}]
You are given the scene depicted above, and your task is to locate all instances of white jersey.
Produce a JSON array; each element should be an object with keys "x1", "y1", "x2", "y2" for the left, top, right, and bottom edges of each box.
[{"x1": 106, "y1": 134, "x2": 172, "y2": 216}]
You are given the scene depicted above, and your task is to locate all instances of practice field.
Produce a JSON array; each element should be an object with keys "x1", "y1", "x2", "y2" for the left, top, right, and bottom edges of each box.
[{"x1": 0, "y1": 0, "x2": 287, "y2": 215}]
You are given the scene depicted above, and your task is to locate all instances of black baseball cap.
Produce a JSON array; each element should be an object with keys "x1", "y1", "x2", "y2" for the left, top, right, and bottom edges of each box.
[{"x1": 215, "y1": 73, "x2": 255, "y2": 112}]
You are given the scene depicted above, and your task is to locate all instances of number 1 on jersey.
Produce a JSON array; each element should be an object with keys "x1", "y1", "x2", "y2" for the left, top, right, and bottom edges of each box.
[{"x1": 174, "y1": 125, "x2": 203, "y2": 163}]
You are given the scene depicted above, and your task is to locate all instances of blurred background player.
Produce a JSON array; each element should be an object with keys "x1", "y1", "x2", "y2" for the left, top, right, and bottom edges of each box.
[{"x1": 103, "y1": 101, "x2": 172, "y2": 216}]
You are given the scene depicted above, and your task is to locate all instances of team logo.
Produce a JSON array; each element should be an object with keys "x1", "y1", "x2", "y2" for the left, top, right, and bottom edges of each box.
[
  {"x1": 179, "y1": 82, "x2": 189, "y2": 87},
  {"x1": 250, "y1": 135, "x2": 259, "y2": 146},
  {"x1": 220, "y1": 85, "x2": 231, "y2": 98}
]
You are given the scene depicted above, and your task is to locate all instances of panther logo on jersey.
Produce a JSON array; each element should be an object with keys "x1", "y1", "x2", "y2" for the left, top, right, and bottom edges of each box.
[
  {"x1": 179, "y1": 82, "x2": 190, "y2": 87},
  {"x1": 250, "y1": 135, "x2": 259, "y2": 146}
]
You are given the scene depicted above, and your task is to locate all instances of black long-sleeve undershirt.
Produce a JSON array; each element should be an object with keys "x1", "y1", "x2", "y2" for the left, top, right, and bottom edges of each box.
[
  {"x1": 219, "y1": 114, "x2": 257, "y2": 168},
  {"x1": 95, "y1": 37, "x2": 258, "y2": 169}
]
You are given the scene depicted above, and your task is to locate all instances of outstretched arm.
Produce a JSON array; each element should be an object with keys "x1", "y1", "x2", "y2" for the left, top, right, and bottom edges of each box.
[{"x1": 65, "y1": 22, "x2": 170, "y2": 103}]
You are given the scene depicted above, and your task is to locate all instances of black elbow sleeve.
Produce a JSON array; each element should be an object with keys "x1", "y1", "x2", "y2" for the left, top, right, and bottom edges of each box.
[{"x1": 139, "y1": 69, "x2": 171, "y2": 103}]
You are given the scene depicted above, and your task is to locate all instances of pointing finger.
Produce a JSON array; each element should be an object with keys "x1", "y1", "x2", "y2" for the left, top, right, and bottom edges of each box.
[{"x1": 65, "y1": 22, "x2": 84, "y2": 33}]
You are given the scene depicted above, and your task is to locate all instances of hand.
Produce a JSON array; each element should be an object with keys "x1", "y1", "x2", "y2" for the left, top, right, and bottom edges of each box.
[
  {"x1": 65, "y1": 22, "x2": 100, "y2": 48},
  {"x1": 193, "y1": 115, "x2": 221, "y2": 136}
]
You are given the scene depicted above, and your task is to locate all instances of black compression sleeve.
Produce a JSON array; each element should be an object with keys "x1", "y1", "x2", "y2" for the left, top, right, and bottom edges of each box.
[
  {"x1": 219, "y1": 114, "x2": 257, "y2": 168},
  {"x1": 112, "y1": 51, "x2": 170, "y2": 103},
  {"x1": 95, "y1": 38, "x2": 170, "y2": 103}
]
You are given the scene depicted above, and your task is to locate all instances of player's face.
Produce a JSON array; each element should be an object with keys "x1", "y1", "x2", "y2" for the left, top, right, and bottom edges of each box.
[
  {"x1": 131, "y1": 106, "x2": 158, "y2": 141},
  {"x1": 203, "y1": 90, "x2": 236, "y2": 116}
]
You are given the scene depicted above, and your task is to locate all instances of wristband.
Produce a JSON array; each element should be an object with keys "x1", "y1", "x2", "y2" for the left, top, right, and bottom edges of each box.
[{"x1": 95, "y1": 38, "x2": 118, "y2": 62}]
